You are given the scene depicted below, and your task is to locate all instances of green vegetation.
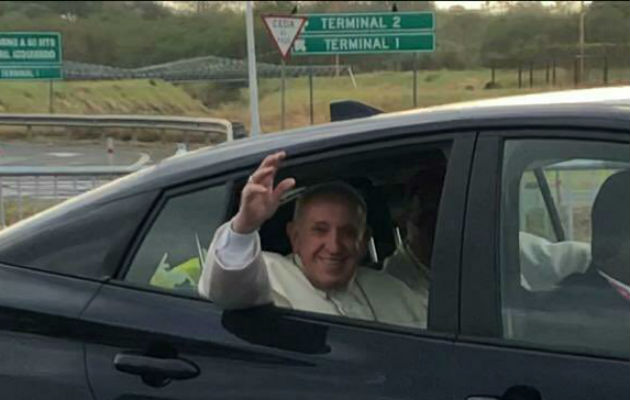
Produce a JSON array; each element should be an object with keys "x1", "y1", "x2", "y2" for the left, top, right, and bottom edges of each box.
[
  {"x1": 0, "y1": 79, "x2": 209, "y2": 115},
  {"x1": 0, "y1": 67, "x2": 627, "y2": 138},
  {"x1": 208, "y1": 67, "x2": 630, "y2": 132}
]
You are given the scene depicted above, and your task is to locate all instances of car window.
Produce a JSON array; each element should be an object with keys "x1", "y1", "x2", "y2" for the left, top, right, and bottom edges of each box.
[
  {"x1": 500, "y1": 138, "x2": 629, "y2": 357},
  {"x1": 124, "y1": 142, "x2": 452, "y2": 332},
  {"x1": 256, "y1": 144, "x2": 450, "y2": 330},
  {"x1": 124, "y1": 184, "x2": 229, "y2": 294}
]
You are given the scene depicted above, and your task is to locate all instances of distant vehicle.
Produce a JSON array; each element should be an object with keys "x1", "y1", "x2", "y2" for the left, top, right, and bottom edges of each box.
[{"x1": 0, "y1": 87, "x2": 627, "y2": 400}]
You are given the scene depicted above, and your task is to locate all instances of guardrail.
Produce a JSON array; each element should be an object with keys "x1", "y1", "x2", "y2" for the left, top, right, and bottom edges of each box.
[
  {"x1": 0, "y1": 114, "x2": 234, "y2": 144},
  {"x1": 0, "y1": 155, "x2": 151, "y2": 228}
]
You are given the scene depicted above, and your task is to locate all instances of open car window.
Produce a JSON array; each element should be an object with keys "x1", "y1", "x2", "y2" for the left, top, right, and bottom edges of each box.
[{"x1": 122, "y1": 141, "x2": 452, "y2": 332}]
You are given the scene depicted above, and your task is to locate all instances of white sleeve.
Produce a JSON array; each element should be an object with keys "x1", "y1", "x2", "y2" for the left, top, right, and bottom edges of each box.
[
  {"x1": 214, "y1": 221, "x2": 257, "y2": 269},
  {"x1": 519, "y1": 231, "x2": 591, "y2": 290},
  {"x1": 198, "y1": 222, "x2": 272, "y2": 309}
]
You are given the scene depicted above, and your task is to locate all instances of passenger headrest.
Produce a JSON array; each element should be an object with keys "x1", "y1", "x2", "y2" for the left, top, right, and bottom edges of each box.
[{"x1": 591, "y1": 169, "x2": 629, "y2": 284}]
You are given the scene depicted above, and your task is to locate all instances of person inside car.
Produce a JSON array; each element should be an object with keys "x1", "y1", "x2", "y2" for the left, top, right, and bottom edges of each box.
[
  {"x1": 383, "y1": 166, "x2": 592, "y2": 294},
  {"x1": 198, "y1": 151, "x2": 427, "y2": 328}
]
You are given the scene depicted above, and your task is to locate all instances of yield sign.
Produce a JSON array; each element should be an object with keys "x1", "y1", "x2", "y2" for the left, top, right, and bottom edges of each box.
[{"x1": 261, "y1": 15, "x2": 307, "y2": 59}]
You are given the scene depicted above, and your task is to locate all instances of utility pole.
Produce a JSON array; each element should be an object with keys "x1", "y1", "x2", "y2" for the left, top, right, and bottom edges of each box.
[
  {"x1": 246, "y1": 1, "x2": 262, "y2": 136},
  {"x1": 579, "y1": 0, "x2": 585, "y2": 85}
]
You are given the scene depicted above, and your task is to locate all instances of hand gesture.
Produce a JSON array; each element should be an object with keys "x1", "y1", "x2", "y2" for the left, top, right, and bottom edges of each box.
[{"x1": 231, "y1": 151, "x2": 296, "y2": 234}]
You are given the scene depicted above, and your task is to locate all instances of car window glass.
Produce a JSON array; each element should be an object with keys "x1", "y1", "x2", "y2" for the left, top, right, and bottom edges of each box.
[
  {"x1": 125, "y1": 184, "x2": 228, "y2": 294},
  {"x1": 500, "y1": 139, "x2": 629, "y2": 357}
]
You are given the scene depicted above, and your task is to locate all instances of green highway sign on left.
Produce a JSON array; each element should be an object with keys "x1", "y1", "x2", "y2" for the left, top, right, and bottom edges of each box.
[
  {"x1": 293, "y1": 32, "x2": 434, "y2": 55},
  {"x1": 0, "y1": 32, "x2": 62, "y2": 80}
]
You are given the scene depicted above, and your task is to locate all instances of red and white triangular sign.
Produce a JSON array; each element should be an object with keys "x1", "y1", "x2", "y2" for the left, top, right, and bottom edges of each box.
[{"x1": 261, "y1": 15, "x2": 307, "y2": 59}]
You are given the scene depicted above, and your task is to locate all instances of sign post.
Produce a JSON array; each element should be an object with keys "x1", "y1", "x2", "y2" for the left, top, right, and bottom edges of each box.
[
  {"x1": 245, "y1": 2, "x2": 262, "y2": 136},
  {"x1": 292, "y1": 12, "x2": 435, "y2": 110},
  {"x1": 261, "y1": 15, "x2": 307, "y2": 130}
]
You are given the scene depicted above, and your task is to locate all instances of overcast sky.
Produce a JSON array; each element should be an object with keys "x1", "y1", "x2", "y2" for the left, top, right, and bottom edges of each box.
[
  {"x1": 434, "y1": 1, "x2": 485, "y2": 10},
  {"x1": 434, "y1": 1, "x2": 589, "y2": 10}
]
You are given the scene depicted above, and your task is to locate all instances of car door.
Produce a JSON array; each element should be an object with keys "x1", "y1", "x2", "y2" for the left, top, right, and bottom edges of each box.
[
  {"x1": 80, "y1": 131, "x2": 475, "y2": 400},
  {"x1": 0, "y1": 264, "x2": 98, "y2": 399},
  {"x1": 0, "y1": 184, "x2": 158, "y2": 400},
  {"x1": 454, "y1": 127, "x2": 630, "y2": 400}
]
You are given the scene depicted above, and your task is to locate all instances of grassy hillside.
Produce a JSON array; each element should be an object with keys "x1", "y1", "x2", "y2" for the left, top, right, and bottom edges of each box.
[
  {"x1": 0, "y1": 68, "x2": 626, "y2": 140},
  {"x1": 209, "y1": 67, "x2": 629, "y2": 133},
  {"x1": 0, "y1": 79, "x2": 210, "y2": 116}
]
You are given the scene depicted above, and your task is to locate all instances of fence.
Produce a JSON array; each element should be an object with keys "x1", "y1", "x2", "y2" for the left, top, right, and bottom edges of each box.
[{"x1": 488, "y1": 55, "x2": 626, "y2": 89}]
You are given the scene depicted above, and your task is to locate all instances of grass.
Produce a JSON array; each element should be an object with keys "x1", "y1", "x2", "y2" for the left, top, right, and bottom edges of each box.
[
  {"x1": 209, "y1": 67, "x2": 629, "y2": 133},
  {"x1": 0, "y1": 67, "x2": 626, "y2": 139},
  {"x1": 0, "y1": 79, "x2": 210, "y2": 116}
]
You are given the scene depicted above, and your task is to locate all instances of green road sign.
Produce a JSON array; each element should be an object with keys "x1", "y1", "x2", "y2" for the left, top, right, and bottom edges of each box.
[
  {"x1": 293, "y1": 32, "x2": 434, "y2": 55},
  {"x1": 301, "y1": 12, "x2": 434, "y2": 35},
  {"x1": 0, "y1": 32, "x2": 62, "y2": 80},
  {"x1": 0, "y1": 66, "x2": 62, "y2": 80}
]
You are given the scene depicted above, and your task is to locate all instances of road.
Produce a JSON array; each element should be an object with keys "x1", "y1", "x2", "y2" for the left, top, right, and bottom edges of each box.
[
  {"x1": 0, "y1": 141, "x2": 178, "y2": 166},
  {"x1": 0, "y1": 140, "x2": 182, "y2": 200}
]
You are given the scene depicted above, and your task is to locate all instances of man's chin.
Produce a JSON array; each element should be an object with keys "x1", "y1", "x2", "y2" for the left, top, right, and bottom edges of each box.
[{"x1": 314, "y1": 274, "x2": 352, "y2": 291}]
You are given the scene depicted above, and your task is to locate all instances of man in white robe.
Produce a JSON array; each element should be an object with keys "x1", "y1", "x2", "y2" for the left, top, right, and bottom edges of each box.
[{"x1": 198, "y1": 151, "x2": 426, "y2": 328}]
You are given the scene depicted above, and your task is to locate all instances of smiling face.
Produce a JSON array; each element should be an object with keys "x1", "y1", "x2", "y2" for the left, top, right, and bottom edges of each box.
[{"x1": 287, "y1": 195, "x2": 367, "y2": 290}]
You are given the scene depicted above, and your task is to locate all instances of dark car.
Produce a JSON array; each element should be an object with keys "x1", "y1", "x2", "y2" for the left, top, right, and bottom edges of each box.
[{"x1": 0, "y1": 86, "x2": 627, "y2": 400}]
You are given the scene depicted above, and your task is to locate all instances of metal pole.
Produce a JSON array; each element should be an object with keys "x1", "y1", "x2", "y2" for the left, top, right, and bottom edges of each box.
[
  {"x1": 518, "y1": 64, "x2": 522, "y2": 89},
  {"x1": 491, "y1": 61, "x2": 496, "y2": 85},
  {"x1": 48, "y1": 80, "x2": 54, "y2": 114},
  {"x1": 0, "y1": 177, "x2": 5, "y2": 228},
  {"x1": 552, "y1": 58, "x2": 556, "y2": 86},
  {"x1": 335, "y1": 54, "x2": 340, "y2": 77},
  {"x1": 309, "y1": 68, "x2": 314, "y2": 125},
  {"x1": 17, "y1": 178, "x2": 22, "y2": 221},
  {"x1": 529, "y1": 62, "x2": 533, "y2": 88},
  {"x1": 281, "y1": 58, "x2": 286, "y2": 130},
  {"x1": 603, "y1": 56, "x2": 608, "y2": 85},
  {"x1": 245, "y1": 1, "x2": 261, "y2": 136},
  {"x1": 579, "y1": 0, "x2": 585, "y2": 85},
  {"x1": 413, "y1": 53, "x2": 418, "y2": 107}
]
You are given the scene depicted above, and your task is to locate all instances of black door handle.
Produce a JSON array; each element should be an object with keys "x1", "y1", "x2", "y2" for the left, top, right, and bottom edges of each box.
[{"x1": 114, "y1": 352, "x2": 199, "y2": 387}]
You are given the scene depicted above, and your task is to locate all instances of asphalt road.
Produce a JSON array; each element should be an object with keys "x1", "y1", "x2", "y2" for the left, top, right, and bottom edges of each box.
[
  {"x1": 0, "y1": 141, "x2": 179, "y2": 167},
  {"x1": 0, "y1": 140, "x2": 184, "y2": 200}
]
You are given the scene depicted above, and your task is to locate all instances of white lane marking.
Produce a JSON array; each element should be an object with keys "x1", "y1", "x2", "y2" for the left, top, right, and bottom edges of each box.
[{"x1": 47, "y1": 152, "x2": 80, "y2": 158}]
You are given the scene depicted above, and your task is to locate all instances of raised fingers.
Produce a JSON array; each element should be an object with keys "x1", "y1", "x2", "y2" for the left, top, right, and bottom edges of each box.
[
  {"x1": 272, "y1": 177, "x2": 296, "y2": 203},
  {"x1": 253, "y1": 151, "x2": 287, "y2": 186},
  {"x1": 249, "y1": 166, "x2": 275, "y2": 185},
  {"x1": 259, "y1": 151, "x2": 286, "y2": 170}
]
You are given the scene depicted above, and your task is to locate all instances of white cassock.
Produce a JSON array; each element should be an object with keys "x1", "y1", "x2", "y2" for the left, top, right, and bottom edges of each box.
[{"x1": 198, "y1": 222, "x2": 427, "y2": 329}]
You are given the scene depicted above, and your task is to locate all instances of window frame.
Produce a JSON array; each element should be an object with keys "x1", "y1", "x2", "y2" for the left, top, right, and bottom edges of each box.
[
  {"x1": 110, "y1": 129, "x2": 475, "y2": 336},
  {"x1": 116, "y1": 176, "x2": 236, "y2": 287},
  {"x1": 460, "y1": 127, "x2": 629, "y2": 360}
]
